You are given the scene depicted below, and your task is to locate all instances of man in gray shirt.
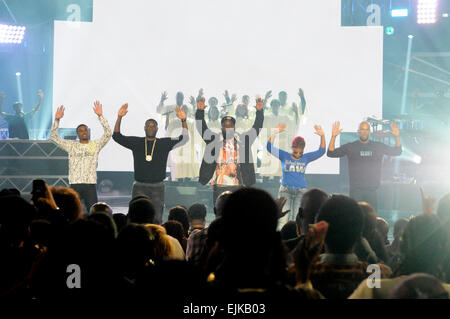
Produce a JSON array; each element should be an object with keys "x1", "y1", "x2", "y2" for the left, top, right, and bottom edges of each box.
[{"x1": 51, "y1": 101, "x2": 112, "y2": 211}]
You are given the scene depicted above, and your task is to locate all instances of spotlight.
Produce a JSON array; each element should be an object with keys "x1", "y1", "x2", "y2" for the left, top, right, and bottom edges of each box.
[
  {"x1": 391, "y1": 9, "x2": 409, "y2": 17},
  {"x1": 15, "y1": 72, "x2": 21, "y2": 76},
  {"x1": 412, "y1": 155, "x2": 422, "y2": 164},
  {"x1": 0, "y1": 24, "x2": 26, "y2": 44},
  {"x1": 443, "y1": 13, "x2": 449, "y2": 18},
  {"x1": 417, "y1": 0, "x2": 438, "y2": 24},
  {"x1": 408, "y1": 34, "x2": 414, "y2": 38}
]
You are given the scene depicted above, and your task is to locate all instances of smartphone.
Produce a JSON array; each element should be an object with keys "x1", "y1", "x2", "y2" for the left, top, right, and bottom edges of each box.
[{"x1": 31, "y1": 179, "x2": 46, "y2": 200}]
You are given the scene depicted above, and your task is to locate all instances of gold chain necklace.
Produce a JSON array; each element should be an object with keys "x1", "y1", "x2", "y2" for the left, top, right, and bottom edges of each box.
[{"x1": 145, "y1": 138, "x2": 156, "y2": 162}]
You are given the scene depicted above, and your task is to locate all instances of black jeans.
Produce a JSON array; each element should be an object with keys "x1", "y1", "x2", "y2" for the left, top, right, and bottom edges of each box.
[
  {"x1": 71, "y1": 183, "x2": 98, "y2": 213},
  {"x1": 132, "y1": 181, "x2": 165, "y2": 225},
  {"x1": 213, "y1": 185, "x2": 241, "y2": 209},
  {"x1": 350, "y1": 187, "x2": 378, "y2": 212}
]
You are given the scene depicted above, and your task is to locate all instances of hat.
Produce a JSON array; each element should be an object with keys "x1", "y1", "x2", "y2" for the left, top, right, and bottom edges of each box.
[{"x1": 221, "y1": 115, "x2": 236, "y2": 125}]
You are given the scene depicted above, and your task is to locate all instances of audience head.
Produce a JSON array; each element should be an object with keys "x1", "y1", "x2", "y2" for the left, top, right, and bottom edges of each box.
[
  {"x1": 280, "y1": 221, "x2": 298, "y2": 241},
  {"x1": 214, "y1": 191, "x2": 232, "y2": 218},
  {"x1": 128, "y1": 198, "x2": 155, "y2": 224},
  {"x1": 376, "y1": 217, "x2": 390, "y2": 244},
  {"x1": 396, "y1": 214, "x2": 447, "y2": 279},
  {"x1": 168, "y1": 206, "x2": 190, "y2": 237},
  {"x1": 87, "y1": 212, "x2": 118, "y2": 239},
  {"x1": 358, "y1": 201, "x2": 377, "y2": 239},
  {"x1": 51, "y1": 186, "x2": 83, "y2": 222},
  {"x1": 188, "y1": 203, "x2": 207, "y2": 225},
  {"x1": 112, "y1": 213, "x2": 127, "y2": 233},
  {"x1": 90, "y1": 202, "x2": 113, "y2": 216},
  {"x1": 298, "y1": 188, "x2": 329, "y2": 235},
  {"x1": 220, "y1": 188, "x2": 278, "y2": 257},
  {"x1": 316, "y1": 195, "x2": 363, "y2": 254}
]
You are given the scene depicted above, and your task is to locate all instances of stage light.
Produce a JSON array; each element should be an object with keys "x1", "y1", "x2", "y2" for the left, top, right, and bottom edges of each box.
[
  {"x1": 391, "y1": 9, "x2": 409, "y2": 17},
  {"x1": 417, "y1": 0, "x2": 437, "y2": 24},
  {"x1": 15, "y1": 72, "x2": 21, "y2": 76},
  {"x1": 412, "y1": 155, "x2": 422, "y2": 164},
  {"x1": 385, "y1": 26, "x2": 395, "y2": 35},
  {"x1": 408, "y1": 34, "x2": 414, "y2": 38},
  {"x1": 0, "y1": 24, "x2": 26, "y2": 44},
  {"x1": 443, "y1": 13, "x2": 449, "y2": 18}
]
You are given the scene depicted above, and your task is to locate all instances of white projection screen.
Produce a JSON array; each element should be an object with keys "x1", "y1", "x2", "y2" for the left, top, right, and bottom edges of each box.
[{"x1": 53, "y1": 0, "x2": 383, "y2": 173}]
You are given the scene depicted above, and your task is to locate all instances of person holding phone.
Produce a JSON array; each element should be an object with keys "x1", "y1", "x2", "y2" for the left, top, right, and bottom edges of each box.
[{"x1": 50, "y1": 101, "x2": 112, "y2": 212}]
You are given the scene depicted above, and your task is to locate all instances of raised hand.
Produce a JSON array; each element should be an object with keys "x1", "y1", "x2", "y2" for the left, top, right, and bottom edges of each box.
[
  {"x1": 118, "y1": 103, "x2": 128, "y2": 118},
  {"x1": 255, "y1": 97, "x2": 264, "y2": 111},
  {"x1": 55, "y1": 105, "x2": 65, "y2": 120},
  {"x1": 331, "y1": 121, "x2": 343, "y2": 137},
  {"x1": 197, "y1": 97, "x2": 207, "y2": 110},
  {"x1": 189, "y1": 96, "x2": 196, "y2": 107},
  {"x1": 160, "y1": 91, "x2": 168, "y2": 103},
  {"x1": 175, "y1": 105, "x2": 187, "y2": 121},
  {"x1": 93, "y1": 100, "x2": 103, "y2": 116},
  {"x1": 298, "y1": 88, "x2": 305, "y2": 98},
  {"x1": 275, "y1": 196, "x2": 290, "y2": 219},
  {"x1": 224, "y1": 90, "x2": 231, "y2": 104},
  {"x1": 275, "y1": 123, "x2": 287, "y2": 134},
  {"x1": 314, "y1": 125, "x2": 325, "y2": 136},
  {"x1": 38, "y1": 89, "x2": 44, "y2": 100},
  {"x1": 420, "y1": 186, "x2": 435, "y2": 214},
  {"x1": 390, "y1": 122, "x2": 400, "y2": 137},
  {"x1": 198, "y1": 88, "x2": 204, "y2": 98},
  {"x1": 231, "y1": 93, "x2": 237, "y2": 104}
]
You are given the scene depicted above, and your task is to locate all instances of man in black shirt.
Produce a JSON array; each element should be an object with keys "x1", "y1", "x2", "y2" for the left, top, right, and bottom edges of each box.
[
  {"x1": 327, "y1": 121, "x2": 401, "y2": 210},
  {"x1": 113, "y1": 103, "x2": 189, "y2": 224},
  {"x1": 195, "y1": 96, "x2": 264, "y2": 205},
  {"x1": 0, "y1": 90, "x2": 44, "y2": 139}
]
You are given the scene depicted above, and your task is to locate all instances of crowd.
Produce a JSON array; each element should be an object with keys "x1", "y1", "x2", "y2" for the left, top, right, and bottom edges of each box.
[{"x1": 1, "y1": 182, "x2": 449, "y2": 311}]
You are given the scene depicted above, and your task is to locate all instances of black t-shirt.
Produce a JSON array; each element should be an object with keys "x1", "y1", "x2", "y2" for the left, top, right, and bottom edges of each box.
[
  {"x1": 5, "y1": 113, "x2": 30, "y2": 139},
  {"x1": 327, "y1": 140, "x2": 402, "y2": 190},
  {"x1": 112, "y1": 132, "x2": 186, "y2": 183}
]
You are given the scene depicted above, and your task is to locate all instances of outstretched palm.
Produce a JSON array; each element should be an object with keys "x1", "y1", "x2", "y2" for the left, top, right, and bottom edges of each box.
[
  {"x1": 275, "y1": 123, "x2": 286, "y2": 134},
  {"x1": 314, "y1": 125, "x2": 325, "y2": 136},
  {"x1": 175, "y1": 106, "x2": 187, "y2": 120},
  {"x1": 332, "y1": 121, "x2": 343, "y2": 137},
  {"x1": 93, "y1": 100, "x2": 103, "y2": 116},
  {"x1": 197, "y1": 97, "x2": 207, "y2": 110},
  {"x1": 55, "y1": 105, "x2": 65, "y2": 120},
  {"x1": 118, "y1": 103, "x2": 128, "y2": 118},
  {"x1": 255, "y1": 97, "x2": 264, "y2": 111}
]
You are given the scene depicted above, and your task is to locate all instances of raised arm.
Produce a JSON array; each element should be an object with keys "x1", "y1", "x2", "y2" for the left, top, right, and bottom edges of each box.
[
  {"x1": 298, "y1": 88, "x2": 306, "y2": 115},
  {"x1": 327, "y1": 121, "x2": 346, "y2": 158},
  {"x1": 267, "y1": 123, "x2": 287, "y2": 159},
  {"x1": 50, "y1": 105, "x2": 72, "y2": 151},
  {"x1": 242, "y1": 97, "x2": 264, "y2": 143},
  {"x1": 195, "y1": 97, "x2": 213, "y2": 142},
  {"x1": 92, "y1": 100, "x2": 112, "y2": 150},
  {"x1": 303, "y1": 125, "x2": 326, "y2": 162},
  {"x1": 29, "y1": 89, "x2": 44, "y2": 116},
  {"x1": 380, "y1": 122, "x2": 402, "y2": 156},
  {"x1": 112, "y1": 103, "x2": 135, "y2": 149},
  {"x1": 170, "y1": 105, "x2": 190, "y2": 149},
  {"x1": 156, "y1": 91, "x2": 168, "y2": 114}
]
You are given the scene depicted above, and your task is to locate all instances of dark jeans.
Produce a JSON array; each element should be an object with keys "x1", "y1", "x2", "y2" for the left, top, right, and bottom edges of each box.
[
  {"x1": 350, "y1": 187, "x2": 378, "y2": 211},
  {"x1": 71, "y1": 183, "x2": 98, "y2": 213},
  {"x1": 132, "y1": 181, "x2": 165, "y2": 224},
  {"x1": 213, "y1": 185, "x2": 241, "y2": 209}
]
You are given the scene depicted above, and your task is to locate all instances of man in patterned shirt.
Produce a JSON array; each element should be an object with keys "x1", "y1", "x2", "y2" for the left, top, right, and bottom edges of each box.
[{"x1": 50, "y1": 101, "x2": 112, "y2": 212}]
